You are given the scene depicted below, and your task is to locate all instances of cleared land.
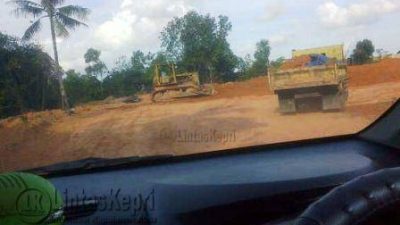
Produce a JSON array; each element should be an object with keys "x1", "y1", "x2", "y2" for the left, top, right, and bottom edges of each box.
[{"x1": 1, "y1": 59, "x2": 400, "y2": 172}]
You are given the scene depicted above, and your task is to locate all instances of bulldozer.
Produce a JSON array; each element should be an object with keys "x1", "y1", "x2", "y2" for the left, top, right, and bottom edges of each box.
[{"x1": 151, "y1": 64, "x2": 214, "y2": 102}]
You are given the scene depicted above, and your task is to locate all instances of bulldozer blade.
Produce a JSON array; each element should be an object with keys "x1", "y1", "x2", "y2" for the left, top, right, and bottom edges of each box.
[{"x1": 151, "y1": 85, "x2": 215, "y2": 103}]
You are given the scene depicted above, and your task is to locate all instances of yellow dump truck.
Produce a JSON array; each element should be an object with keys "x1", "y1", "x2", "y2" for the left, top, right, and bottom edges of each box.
[{"x1": 269, "y1": 45, "x2": 348, "y2": 113}]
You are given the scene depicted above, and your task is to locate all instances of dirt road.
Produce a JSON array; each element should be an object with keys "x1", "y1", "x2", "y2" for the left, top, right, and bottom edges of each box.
[{"x1": 1, "y1": 59, "x2": 400, "y2": 172}]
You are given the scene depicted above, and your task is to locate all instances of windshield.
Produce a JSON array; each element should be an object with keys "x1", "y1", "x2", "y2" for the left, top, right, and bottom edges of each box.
[{"x1": 0, "y1": 0, "x2": 399, "y2": 172}]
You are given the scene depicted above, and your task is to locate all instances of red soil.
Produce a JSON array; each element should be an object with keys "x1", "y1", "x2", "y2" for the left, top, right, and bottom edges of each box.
[{"x1": 348, "y1": 58, "x2": 400, "y2": 87}]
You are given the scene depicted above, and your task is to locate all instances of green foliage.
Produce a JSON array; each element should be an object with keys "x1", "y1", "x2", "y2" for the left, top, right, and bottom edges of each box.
[
  {"x1": 131, "y1": 50, "x2": 153, "y2": 74},
  {"x1": 102, "y1": 50, "x2": 155, "y2": 97},
  {"x1": 65, "y1": 49, "x2": 156, "y2": 104},
  {"x1": 270, "y1": 57, "x2": 285, "y2": 69},
  {"x1": 143, "y1": 52, "x2": 167, "y2": 81},
  {"x1": 1, "y1": 8, "x2": 282, "y2": 118},
  {"x1": 236, "y1": 54, "x2": 253, "y2": 80},
  {"x1": 84, "y1": 48, "x2": 107, "y2": 78},
  {"x1": 102, "y1": 68, "x2": 143, "y2": 98},
  {"x1": 251, "y1": 39, "x2": 271, "y2": 76},
  {"x1": 64, "y1": 70, "x2": 103, "y2": 105},
  {"x1": 351, "y1": 39, "x2": 375, "y2": 65},
  {"x1": 161, "y1": 11, "x2": 238, "y2": 82},
  {"x1": 0, "y1": 32, "x2": 60, "y2": 118},
  {"x1": 10, "y1": 0, "x2": 90, "y2": 112},
  {"x1": 84, "y1": 48, "x2": 101, "y2": 63},
  {"x1": 236, "y1": 40, "x2": 271, "y2": 80}
]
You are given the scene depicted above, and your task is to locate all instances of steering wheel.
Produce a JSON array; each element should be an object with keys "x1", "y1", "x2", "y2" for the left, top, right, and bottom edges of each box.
[{"x1": 294, "y1": 168, "x2": 400, "y2": 225}]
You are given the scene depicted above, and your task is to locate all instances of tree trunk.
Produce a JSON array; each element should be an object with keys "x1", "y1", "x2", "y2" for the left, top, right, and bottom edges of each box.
[
  {"x1": 49, "y1": 15, "x2": 70, "y2": 113},
  {"x1": 208, "y1": 65, "x2": 214, "y2": 84},
  {"x1": 41, "y1": 73, "x2": 47, "y2": 110}
]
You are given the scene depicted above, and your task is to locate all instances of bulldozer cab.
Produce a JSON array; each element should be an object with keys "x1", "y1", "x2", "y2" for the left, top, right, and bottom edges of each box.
[{"x1": 154, "y1": 64, "x2": 178, "y2": 86}]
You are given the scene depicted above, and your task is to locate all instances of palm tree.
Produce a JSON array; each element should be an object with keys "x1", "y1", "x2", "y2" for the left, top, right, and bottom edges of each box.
[{"x1": 9, "y1": 0, "x2": 90, "y2": 112}]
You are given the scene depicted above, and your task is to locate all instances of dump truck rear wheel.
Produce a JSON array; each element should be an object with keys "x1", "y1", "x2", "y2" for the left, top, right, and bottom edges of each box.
[
  {"x1": 322, "y1": 91, "x2": 346, "y2": 111},
  {"x1": 277, "y1": 93, "x2": 296, "y2": 114}
]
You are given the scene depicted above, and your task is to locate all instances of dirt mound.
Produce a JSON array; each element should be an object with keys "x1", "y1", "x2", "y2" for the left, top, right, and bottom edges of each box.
[
  {"x1": 213, "y1": 76, "x2": 271, "y2": 99},
  {"x1": 348, "y1": 58, "x2": 400, "y2": 87},
  {"x1": 280, "y1": 55, "x2": 311, "y2": 70}
]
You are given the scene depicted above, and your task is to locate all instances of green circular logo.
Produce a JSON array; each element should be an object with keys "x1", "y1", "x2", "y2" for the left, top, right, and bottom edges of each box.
[{"x1": 16, "y1": 188, "x2": 52, "y2": 224}]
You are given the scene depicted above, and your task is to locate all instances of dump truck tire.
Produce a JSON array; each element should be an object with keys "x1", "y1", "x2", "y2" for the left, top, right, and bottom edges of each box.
[
  {"x1": 322, "y1": 93, "x2": 342, "y2": 111},
  {"x1": 277, "y1": 93, "x2": 296, "y2": 113},
  {"x1": 322, "y1": 81, "x2": 348, "y2": 111}
]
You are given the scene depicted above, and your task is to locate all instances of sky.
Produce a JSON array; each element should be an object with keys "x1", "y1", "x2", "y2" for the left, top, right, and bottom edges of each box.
[{"x1": 0, "y1": 0, "x2": 399, "y2": 72}]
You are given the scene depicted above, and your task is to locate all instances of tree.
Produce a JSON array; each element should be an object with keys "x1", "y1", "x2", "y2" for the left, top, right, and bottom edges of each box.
[
  {"x1": 236, "y1": 54, "x2": 252, "y2": 79},
  {"x1": 130, "y1": 50, "x2": 153, "y2": 91},
  {"x1": 64, "y1": 69, "x2": 102, "y2": 105},
  {"x1": 270, "y1": 57, "x2": 285, "y2": 69},
  {"x1": 84, "y1": 48, "x2": 107, "y2": 79},
  {"x1": 211, "y1": 15, "x2": 238, "y2": 81},
  {"x1": 9, "y1": 0, "x2": 90, "y2": 112},
  {"x1": 252, "y1": 39, "x2": 271, "y2": 75},
  {"x1": 161, "y1": 11, "x2": 237, "y2": 82},
  {"x1": 145, "y1": 51, "x2": 168, "y2": 81},
  {"x1": 64, "y1": 70, "x2": 84, "y2": 105},
  {"x1": 131, "y1": 50, "x2": 153, "y2": 74},
  {"x1": 103, "y1": 51, "x2": 155, "y2": 97},
  {"x1": 351, "y1": 39, "x2": 375, "y2": 65},
  {"x1": 0, "y1": 32, "x2": 60, "y2": 118}
]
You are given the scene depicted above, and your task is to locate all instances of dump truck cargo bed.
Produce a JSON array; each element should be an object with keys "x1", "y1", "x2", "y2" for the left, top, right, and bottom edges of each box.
[
  {"x1": 269, "y1": 64, "x2": 348, "y2": 113},
  {"x1": 270, "y1": 64, "x2": 347, "y2": 91}
]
